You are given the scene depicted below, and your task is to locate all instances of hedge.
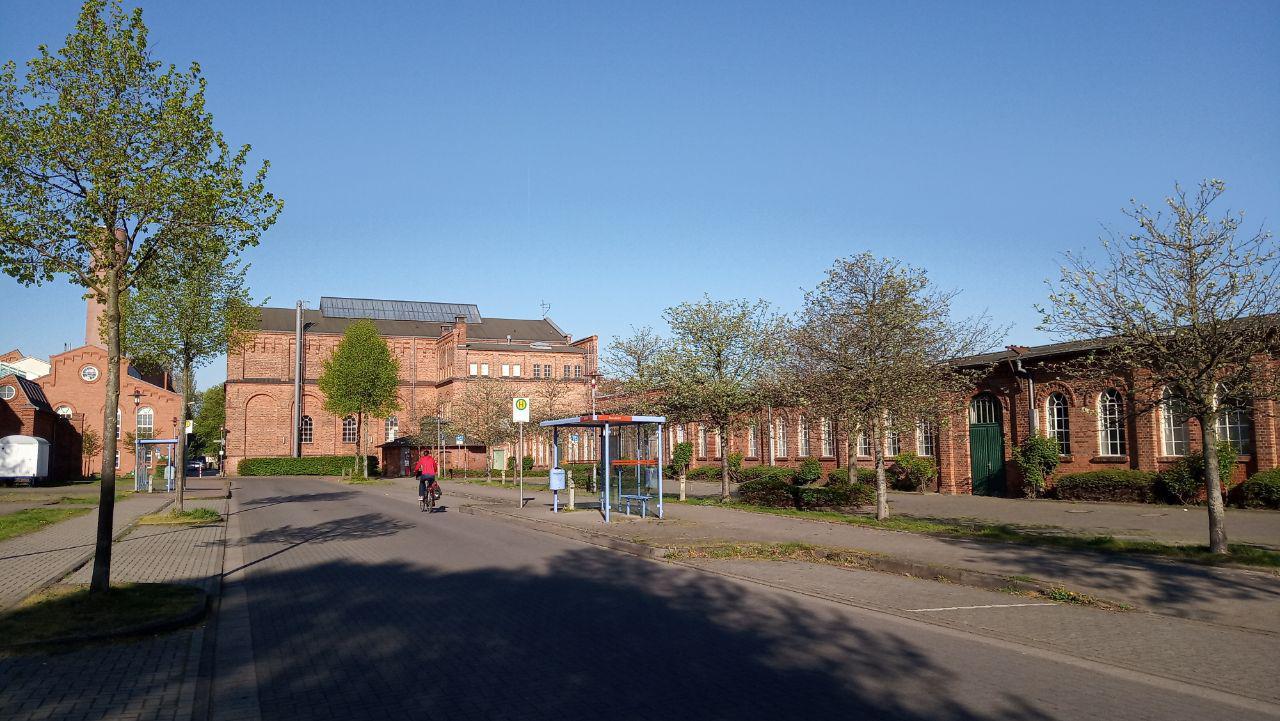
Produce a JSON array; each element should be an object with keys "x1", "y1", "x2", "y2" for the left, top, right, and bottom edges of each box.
[
  {"x1": 1052, "y1": 470, "x2": 1158, "y2": 503},
  {"x1": 238, "y1": 455, "x2": 378, "y2": 477},
  {"x1": 740, "y1": 466, "x2": 799, "y2": 484},
  {"x1": 825, "y1": 468, "x2": 877, "y2": 485},
  {"x1": 738, "y1": 477, "x2": 875, "y2": 510},
  {"x1": 739, "y1": 478, "x2": 794, "y2": 507},
  {"x1": 1238, "y1": 469, "x2": 1280, "y2": 509}
]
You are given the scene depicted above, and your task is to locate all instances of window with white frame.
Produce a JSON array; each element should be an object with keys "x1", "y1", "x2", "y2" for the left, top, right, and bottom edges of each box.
[
  {"x1": 774, "y1": 418, "x2": 788, "y2": 457},
  {"x1": 916, "y1": 421, "x2": 936, "y2": 457},
  {"x1": 564, "y1": 364, "x2": 571, "y2": 378},
  {"x1": 798, "y1": 416, "x2": 810, "y2": 457},
  {"x1": 1098, "y1": 389, "x2": 1126, "y2": 456},
  {"x1": 56, "y1": 405, "x2": 73, "y2": 418},
  {"x1": 116, "y1": 408, "x2": 121, "y2": 439},
  {"x1": 533, "y1": 365, "x2": 542, "y2": 378},
  {"x1": 711, "y1": 428, "x2": 721, "y2": 458},
  {"x1": 676, "y1": 425, "x2": 685, "y2": 443},
  {"x1": 501, "y1": 364, "x2": 510, "y2": 377},
  {"x1": 342, "y1": 416, "x2": 357, "y2": 444},
  {"x1": 821, "y1": 418, "x2": 834, "y2": 457},
  {"x1": 1215, "y1": 384, "x2": 1253, "y2": 454},
  {"x1": 0, "y1": 384, "x2": 14, "y2": 401},
  {"x1": 697, "y1": 425, "x2": 707, "y2": 457},
  {"x1": 574, "y1": 365, "x2": 583, "y2": 378},
  {"x1": 1160, "y1": 388, "x2": 1189, "y2": 457},
  {"x1": 136, "y1": 407, "x2": 154, "y2": 438},
  {"x1": 748, "y1": 423, "x2": 758, "y2": 457},
  {"x1": 385, "y1": 416, "x2": 398, "y2": 442},
  {"x1": 1046, "y1": 392, "x2": 1071, "y2": 455},
  {"x1": 469, "y1": 363, "x2": 478, "y2": 376},
  {"x1": 888, "y1": 431, "x2": 901, "y2": 457},
  {"x1": 512, "y1": 364, "x2": 521, "y2": 377},
  {"x1": 300, "y1": 416, "x2": 313, "y2": 444},
  {"x1": 480, "y1": 363, "x2": 489, "y2": 376},
  {"x1": 857, "y1": 432, "x2": 872, "y2": 457}
]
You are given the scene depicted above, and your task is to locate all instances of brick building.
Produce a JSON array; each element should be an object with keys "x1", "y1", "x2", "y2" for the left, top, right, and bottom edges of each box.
[
  {"x1": 224, "y1": 297, "x2": 598, "y2": 471},
  {"x1": 0, "y1": 372, "x2": 83, "y2": 480},
  {"x1": 668, "y1": 338, "x2": 1276, "y2": 496},
  {"x1": 3, "y1": 300, "x2": 185, "y2": 477}
]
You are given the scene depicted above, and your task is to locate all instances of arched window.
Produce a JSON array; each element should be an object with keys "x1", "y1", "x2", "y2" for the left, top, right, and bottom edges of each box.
[
  {"x1": 1046, "y1": 393, "x2": 1070, "y2": 455},
  {"x1": 969, "y1": 395, "x2": 999, "y2": 425},
  {"x1": 1098, "y1": 389, "x2": 1126, "y2": 457},
  {"x1": 821, "y1": 418, "x2": 834, "y2": 457},
  {"x1": 747, "y1": 423, "x2": 758, "y2": 457},
  {"x1": 136, "y1": 407, "x2": 154, "y2": 438},
  {"x1": 1215, "y1": 384, "x2": 1254, "y2": 454},
  {"x1": 797, "y1": 416, "x2": 810, "y2": 457},
  {"x1": 300, "y1": 416, "x2": 313, "y2": 444},
  {"x1": 342, "y1": 416, "x2": 357, "y2": 444},
  {"x1": 774, "y1": 418, "x2": 788, "y2": 458},
  {"x1": 857, "y1": 431, "x2": 872, "y2": 458},
  {"x1": 0, "y1": 384, "x2": 14, "y2": 401},
  {"x1": 385, "y1": 416, "x2": 398, "y2": 442},
  {"x1": 55, "y1": 405, "x2": 73, "y2": 418},
  {"x1": 916, "y1": 421, "x2": 936, "y2": 457},
  {"x1": 1160, "y1": 388, "x2": 1189, "y2": 457}
]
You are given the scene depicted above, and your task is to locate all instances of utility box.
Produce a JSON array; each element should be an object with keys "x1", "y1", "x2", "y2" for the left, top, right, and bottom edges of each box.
[
  {"x1": 0, "y1": 435, "x2": 50, "y2": 485},
  {"x1": 549, "y1": 468, "x2": 566, "y2": 490}
]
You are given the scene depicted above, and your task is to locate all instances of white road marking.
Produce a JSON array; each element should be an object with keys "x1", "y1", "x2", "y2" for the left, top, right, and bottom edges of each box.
[{"x1": 905, "y1": 603, "x2": 1059, "y2": 612}]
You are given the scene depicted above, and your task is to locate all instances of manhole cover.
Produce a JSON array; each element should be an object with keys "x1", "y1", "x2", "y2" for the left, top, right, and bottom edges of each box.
[
  {"x1": 1064, "y1": 509, "x2": 1093, "y2": 514},
  {"x1": 1139, "y1": 513, "x2": 1167, "y2": 518}
]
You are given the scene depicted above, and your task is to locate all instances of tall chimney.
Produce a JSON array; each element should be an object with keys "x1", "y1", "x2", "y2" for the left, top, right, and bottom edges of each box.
[{"x1": 85, "y1": 294, "x2": 107, "y2": 349}]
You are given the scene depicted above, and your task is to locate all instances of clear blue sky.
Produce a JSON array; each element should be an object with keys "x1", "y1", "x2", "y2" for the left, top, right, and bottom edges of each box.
[{"x1": 3, "y1": 1, "x2": 1278, "y2": 391}]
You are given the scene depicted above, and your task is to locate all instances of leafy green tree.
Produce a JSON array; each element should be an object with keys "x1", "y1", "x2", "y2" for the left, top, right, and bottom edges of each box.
[
  {"x1": 193, "y1": 384, "x2": 226, "y2": 459},
  {"x1": 655, "y1": 296, "x2": 786, "y2": 500},
  {"x1": 1042, "y1": 180, "x2": 1278, "y2": 553},
  {"x1": 1011, "y1": 435, "x2": 1059, "y2": 498},
  {"x1": 789, "y1": 254, "x2": 1002, "y2": 519},
  {"x1": 0, "y1": 0, "x2": 281, "y2": 591},
  {"x1": 317, "y1": 320, "x2": 401, "y2": 478},
  {"x1": 670, "y1": 440, "x2": 693, "y2": 501},
  {"x1": 80, "y1": 428, "x2": 101, "y2": 477},
  {"x1": 123, "y1": 236, "x2": 257, "y2": 511}
]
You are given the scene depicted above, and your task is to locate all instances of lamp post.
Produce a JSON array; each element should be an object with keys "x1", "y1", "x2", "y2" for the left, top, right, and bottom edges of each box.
[{"x1": 132, "y1": 389, "x2": 142, "y2": 489}]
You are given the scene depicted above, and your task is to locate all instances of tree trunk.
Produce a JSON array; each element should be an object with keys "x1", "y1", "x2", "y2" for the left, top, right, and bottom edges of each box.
[
  {"x1": 679, "y1": 469, "x2": 687, "y2": 501},
  {"x1": 719, "y1": 423, "x2": 731, "y2": 500},
  {"x1": 175, "y1": 358, "x2": 192, "y2": 513},
  {"x1": 873, "y1": 426, "x2": 889, "y2": 521},
  {"x1": 357, "y1": 412, "x2": 366, "y2": 478},
  {"x1": 1199, "y1": 413, "x2": 1229, "y2": 554},
  {"x1": 90, "y1": 279, "x2": 122, "y2": 593}
]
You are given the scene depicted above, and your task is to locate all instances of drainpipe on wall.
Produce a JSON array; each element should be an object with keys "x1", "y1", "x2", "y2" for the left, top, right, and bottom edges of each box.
[
  {"x1": 1011, "y1": 358, "x2": 1037, "y2": 436},
  {"x1": 292, "y1": 301, "x2": 303, "y2": 457}
]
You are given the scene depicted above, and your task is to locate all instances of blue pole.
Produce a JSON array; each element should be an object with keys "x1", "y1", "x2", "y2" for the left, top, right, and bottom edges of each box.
[
  {"x1": 552, "y1": 427, "x2": 560, "y2": 513},
  {"x1": 603, "y1": 423, "x2": 611, "y2": 524},
  {"x1": 656, "y1": 423, "x2": 664, "y2": 519}
]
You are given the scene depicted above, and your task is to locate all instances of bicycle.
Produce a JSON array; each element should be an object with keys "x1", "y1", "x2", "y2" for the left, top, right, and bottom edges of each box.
[{"x1": 420, "y1": 483, "x2": 441, "y2": 513}]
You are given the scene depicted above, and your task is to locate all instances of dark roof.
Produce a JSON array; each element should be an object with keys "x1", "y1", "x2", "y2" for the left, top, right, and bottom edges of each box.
[
  {"x1": 252, "y1": 306, "x2": 569, "y2": 343},
  {"x1": 0, "y1": 373, "x2": 53, "y2": 413},
  {"x1": 461, "y1": 342, "x2": 586, "y2": 354},
  {"x1": 320, "y1": 297, "x2": 482, "y2": 324},
  {"x1": 953, "y1": 338, "x2": 1113, "y2": 367}
]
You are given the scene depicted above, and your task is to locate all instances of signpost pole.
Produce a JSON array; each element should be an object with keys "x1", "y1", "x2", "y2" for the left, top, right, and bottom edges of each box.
[{"x1": 518, "y1": 421, "x2": 524, "y2": 509}]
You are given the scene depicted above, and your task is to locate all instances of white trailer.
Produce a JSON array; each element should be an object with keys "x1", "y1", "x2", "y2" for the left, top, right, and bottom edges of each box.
[{"x1": 0, "y1": 435, "x2": 50, "y2": 486}]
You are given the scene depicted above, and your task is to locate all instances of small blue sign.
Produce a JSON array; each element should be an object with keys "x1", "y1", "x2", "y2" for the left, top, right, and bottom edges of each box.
[
  {"x1": 455, "y1": 435, "x2": 465, "y2": 445},
  {"x1": 570, "y1": 434, "x2": 579, "y2": 443}
]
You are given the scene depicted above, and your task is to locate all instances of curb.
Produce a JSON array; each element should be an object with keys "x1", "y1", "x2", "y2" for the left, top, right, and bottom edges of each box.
[{"x1": 1, "y1": 585, "x2": 209, "y2": 652}]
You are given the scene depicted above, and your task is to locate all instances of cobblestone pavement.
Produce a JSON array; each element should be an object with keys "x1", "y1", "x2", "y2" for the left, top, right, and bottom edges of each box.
[
  {"x1": 675, "y1": 479, "x2": 1280, "y2": 548},
  {"x1": 0, "y1": 498, "x2": 227, "y2": 721},
  {"x1": 208, "y1": 477, "x2": 1278, "y2": 721},
  {"x1": 0, "y1": 493, "x2": 173, "y2": 609}
]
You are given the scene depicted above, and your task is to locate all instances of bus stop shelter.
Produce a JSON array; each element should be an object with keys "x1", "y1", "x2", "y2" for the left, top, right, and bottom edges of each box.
[
  {"x1": 134, "y1": 437, "x2": 178, "y2": 492},
  {"x1": 540, "y1": 414, "x2": 666, "y2": 523}
]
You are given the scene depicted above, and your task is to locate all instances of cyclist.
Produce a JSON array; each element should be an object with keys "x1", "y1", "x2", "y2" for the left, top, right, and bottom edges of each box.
[{"x1": 413, "y1": 450, "x2": 440, "y2": 502}]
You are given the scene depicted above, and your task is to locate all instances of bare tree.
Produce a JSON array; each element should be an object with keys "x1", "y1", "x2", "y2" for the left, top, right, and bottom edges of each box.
[
  {"x1": 1041, "y1": 180, "x2": 1278, "y2": 554},
  {"x1": 450, "y1": 376, "x2": 515, "y2": 481},
  {"x1": 791, "y1": 253, "x2": 1003, "y2": 519}
]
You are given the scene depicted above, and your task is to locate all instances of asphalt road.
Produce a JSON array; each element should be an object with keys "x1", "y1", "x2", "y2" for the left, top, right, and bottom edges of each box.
[{"x1": 213, "y1": 477, "x2": 1278, "y2": 721}]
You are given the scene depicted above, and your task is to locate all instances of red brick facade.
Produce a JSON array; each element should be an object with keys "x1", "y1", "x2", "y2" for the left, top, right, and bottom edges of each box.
[
  {"x1": 224, "y1": 303, "x2": 598, "y2": 471},
  {"x1": 0, "y1": 374, "x2": 84, "y2": 481}
]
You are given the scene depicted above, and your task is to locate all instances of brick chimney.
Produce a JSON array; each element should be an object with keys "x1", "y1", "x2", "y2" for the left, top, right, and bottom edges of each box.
[
  {"x1": 453, "y1": 316, "x2": 467, "y2": 345},
  {"x1": 85, "y1": 294, "x2": 107, "y2": 349}
]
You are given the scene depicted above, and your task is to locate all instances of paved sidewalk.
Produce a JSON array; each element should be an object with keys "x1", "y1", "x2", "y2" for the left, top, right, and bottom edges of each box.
[
  {"x1": 0, "y1": 497, "x2": 228, "y2": 721},
  {"x1": 0, "y1": 493, "x2": 173, "y2": 609},
  {"x1": 677, "y1": 479, "x2": 1280, "y2": 548},
  {"x1": 436, "y1": 479, "x2": 1280, "y2": 633}
]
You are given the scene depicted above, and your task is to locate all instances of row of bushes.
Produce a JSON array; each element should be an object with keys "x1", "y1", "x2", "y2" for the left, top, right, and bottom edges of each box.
[
  {"x1": 739, "y1": 477, "x2": 877, "y2": 510},
  {"x1": 1052, "y1": 466, "x2": 1280, "y2": 509},
  {"x1": 676, "y1": 453, "x2": 939, "y2": 492},
  {"x1": 239, "y1": 455, "x2": 378, "y2": 477}
]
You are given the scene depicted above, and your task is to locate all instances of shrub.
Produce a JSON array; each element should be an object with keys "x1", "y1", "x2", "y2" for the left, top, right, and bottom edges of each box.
[
  {"x1": 688, "y1": 465, "x2": 723, "y2": 480},
  {"x1": 739, "y1": 478, "x2": 794, "y2": 508},
  {"x1": 522, "y1": 455, "x2": 535, "y2": 472},
  {"x1": 1053, "y1": 470, "x2": 1158, "y2": 503},
  {"x1": 740, "y1": 466, "x2": 797, "y2": 484},
  {"x1": 1011, "y1": 435, "x2": 1060, "y2": 498},
  {"x1": 1158, "y1": 441, "x2": 1238, "y2": 505},
  {"x1": 825, "y1": 468, "x2": 849, "y2": 485},
  {"x1": 1238, "y1": 469, "x2": 1280, "y2": 509},
  {"x1": 562, "y1": 463, "x2": 597, "y2": 490},
  {"x1": 506, "y1": 456, "x2": 516, "y2": 473},
  {"x1": 890, "y1": 452, "x2": 938, "y2": 493},
  {"x1": 797, "y1": 457, "x2": 823, "y2": 485},
  {"x1": 727, "y1": 452, "x2": 744, "y2": 476},
  {"x1": 239, "y1": 455, "x2": 378, "y2": 477},
  {"x1": 796, "y1": 482, "x2": 875, "y2": 510}
]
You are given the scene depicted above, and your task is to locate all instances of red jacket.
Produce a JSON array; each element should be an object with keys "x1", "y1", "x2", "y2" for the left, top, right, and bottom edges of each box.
[{"x1": 413, "y1": 455, "x2": 438, "y2": 476}]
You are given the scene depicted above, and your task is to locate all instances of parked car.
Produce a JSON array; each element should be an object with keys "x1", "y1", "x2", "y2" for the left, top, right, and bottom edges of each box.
[{"x1": 186, "y1": 460, "x2": 204, "y2": 476}]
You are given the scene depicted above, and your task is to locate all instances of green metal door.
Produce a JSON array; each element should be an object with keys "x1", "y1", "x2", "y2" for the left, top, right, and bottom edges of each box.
[{"x1": 968, "y1": 395, "x2": 1005, "y2": 496}]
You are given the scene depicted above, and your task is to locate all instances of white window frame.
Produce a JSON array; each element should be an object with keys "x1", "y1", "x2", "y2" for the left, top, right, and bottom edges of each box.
[
  {"x1": 56, "y1": 405, "x2": 73, "y2": 418},
  {"x1": 574, "y1": 365, "x2": 583, "y2": 378},
  {"x1": 342, "y1": 416, "x2": 357, "y2": 444},
  {"x1": 513, "y1": 364, "x2": 521, "y2": 377},
  {"x1": 676, "y1": 425, "x2": 686, "y2": 444},
  {"x1": 1160, "y1": 388, "x2": 1188, "y2": 457},
  {"x1": 1046, "y1": 392, "x2": 1071, "y2": 455},
  {"x1": 480, "y1": 363, "x2": 489, "y2": 376},
  {"x1": 533, "y1": 365, "x2": 542, "y2": 379},
  {"x1": 385, "y1": 416, "x2": 398, "y2": 442},
  {"x1": 774, "y1": 418, "x2": 788, "y2": 458},
  {"x1": 697, "y1": 425, "x2": 707, "y2": 457},
  {"x1": 80, "y1": 365, "x2": 99, "y2": 382},
  {"x1": 0, "y1": 384, "x2": 14, "y2": 401},
  {"x1": 1215, "y1": 384, "x2": 1253, "y2": 454},
  {"x1": 857, "y1": 432, "x2": 872, "y2": 458},
  {"x1": 748, "y1": 423, "x2": 758, "y2": 457},
  {"x1": 300, "y1": 415, "x2": 314, "y2": 444},
  {"x1": 136, "y1": 407, "x2": 154, "y2": 436},
  {"x1": 469, "y1": 363, "x2": 478, "y2": 376},
  {"x1": 1098, "y1": 389, "x2": 1126, "y2": 457},
  {"x1": 916, "y1": 421, "x2": 935, "y2": 457},
  {"x1": 821, "y1": 417, "x2": 834, "y2": 457},
  {"x1": 798, "y1": 416, "x2": 810, "y2": 457},
  {"x1": 501, "y1": 364, "x2": 510, "y2": 377}
]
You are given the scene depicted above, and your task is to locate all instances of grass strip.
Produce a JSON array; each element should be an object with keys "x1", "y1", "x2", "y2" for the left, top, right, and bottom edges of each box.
[
  {"x1": 0, "y1": 583, "x2": 202, "y2": 647},
  {"x1": 672, "y1": 497, "x2": 1280, "y2": 569},
  {"x1": 137, "y1": 507, "x2": 222, "y2": 525},
  {"x1": 0, "y1": 507, "x2": 91, "y2": 543},
  {"x1": 665, "y1": 541, "x2": 875, "y2": 570}
]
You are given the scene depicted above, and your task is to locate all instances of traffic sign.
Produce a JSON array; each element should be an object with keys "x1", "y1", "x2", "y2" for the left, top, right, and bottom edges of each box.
[
  {"x1": 570, "y1": 433, "x2": 579, "y2": 443},
  {"x1": 455, "y1": 434, "x2": 465, "y2": 445},
  {"x1": 512, "y1": 397, "x2": 530, "y2": 423}
]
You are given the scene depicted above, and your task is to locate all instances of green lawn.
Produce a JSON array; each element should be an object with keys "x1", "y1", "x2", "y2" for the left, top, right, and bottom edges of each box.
[
  {"x1": 0, "y1": 583, "x2": 203, "y2": 646},
  {"x1": 671, "y1": 496, "x2": 1280, "y2": 569},
  {"x1": 0, "y1": 507, "x2": 92, "y2": 543}
]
